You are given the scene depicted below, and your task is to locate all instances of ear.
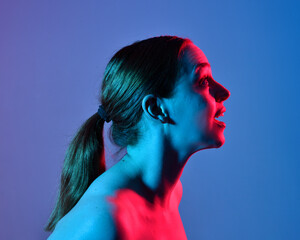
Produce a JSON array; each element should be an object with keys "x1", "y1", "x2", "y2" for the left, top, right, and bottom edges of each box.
[{"x1": 141, "y1": 94, "x2": 169, "y2": 123}]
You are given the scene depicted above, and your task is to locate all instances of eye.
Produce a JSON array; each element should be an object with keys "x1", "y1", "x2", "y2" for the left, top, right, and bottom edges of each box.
[{"x1": 198, "y1": 77, "x2": 209, "y2": 88}]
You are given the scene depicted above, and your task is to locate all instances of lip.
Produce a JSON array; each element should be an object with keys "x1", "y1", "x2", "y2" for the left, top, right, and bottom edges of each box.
[
  {"x1": 215, "y1": 107, "x2": 226, "y2": 118},
  {"x1": 214, "y1": 118, "x2": 226, "y2": 127}
]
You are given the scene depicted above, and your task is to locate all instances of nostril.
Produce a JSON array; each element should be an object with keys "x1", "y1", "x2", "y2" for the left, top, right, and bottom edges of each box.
[{"x1": 218, "y1": 91, "x2": 230, "y2": 102}]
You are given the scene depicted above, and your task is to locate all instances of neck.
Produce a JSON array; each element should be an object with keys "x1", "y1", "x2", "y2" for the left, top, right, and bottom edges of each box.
[{"x1": 117, "y1": 127, "x2": 188, "y2": 209}]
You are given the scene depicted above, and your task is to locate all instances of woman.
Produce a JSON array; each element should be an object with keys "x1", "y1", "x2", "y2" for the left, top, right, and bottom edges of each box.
[{"x1": 45, "y1": 35, "x2": 230, "y2": 239}]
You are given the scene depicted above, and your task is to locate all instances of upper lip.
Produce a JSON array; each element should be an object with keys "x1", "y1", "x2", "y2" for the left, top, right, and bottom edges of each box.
[{"x1": 215, "y1": 107, "x2": 226, "y2": 117}]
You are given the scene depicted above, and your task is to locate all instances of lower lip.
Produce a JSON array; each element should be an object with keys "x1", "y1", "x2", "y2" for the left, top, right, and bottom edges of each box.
[{"x1": 214, "y1": 118, "x2": 226, "y2": 127}]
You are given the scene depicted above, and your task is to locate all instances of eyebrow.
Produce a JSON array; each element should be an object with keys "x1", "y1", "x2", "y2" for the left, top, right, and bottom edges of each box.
[
  {"x1": 193, "y1": 63, "x2": 211, "y2": 73},
  {"x1": 191, "y1": 63, "x2": 215, "y2": 86},
  {"x1": 192, "y1": 63, "x2": 211, "y2": 80}
]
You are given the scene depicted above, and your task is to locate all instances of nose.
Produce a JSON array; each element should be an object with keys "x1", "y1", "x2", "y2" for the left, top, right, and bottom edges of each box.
[{"x1": 211, "y1": 82, "x2": 231, "y2": 102}]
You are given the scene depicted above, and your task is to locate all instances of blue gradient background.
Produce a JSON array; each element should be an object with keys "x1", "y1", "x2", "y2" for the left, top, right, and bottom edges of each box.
[{"x1": 0, "y1": 0, "x2": 299, "y2": 239}]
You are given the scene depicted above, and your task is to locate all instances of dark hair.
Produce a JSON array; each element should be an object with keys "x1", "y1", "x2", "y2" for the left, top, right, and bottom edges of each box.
[{"x1": 44, "y1": 35, "x2": 193, "y2": 232}]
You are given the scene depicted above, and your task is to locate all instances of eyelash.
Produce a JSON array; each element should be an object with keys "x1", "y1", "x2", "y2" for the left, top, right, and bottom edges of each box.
[{"x1": 198, "y1": 77, "x2": 210, "y2": 88}]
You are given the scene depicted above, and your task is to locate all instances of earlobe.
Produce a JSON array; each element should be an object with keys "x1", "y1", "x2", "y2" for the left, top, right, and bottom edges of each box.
[{"x1": 157, "y1": 114, "x2": 169, "y2": 123}]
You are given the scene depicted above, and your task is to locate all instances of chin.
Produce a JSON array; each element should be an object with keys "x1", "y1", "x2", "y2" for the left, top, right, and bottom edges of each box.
[
  {"x1": 205, "y1": 134, "x2": 225, "y2": 149},
  {"x1": 212, "y1": 131, "x2": 225, "y2": 146},
  {"x1": 215, "y1": 139, "x2": 225, "y2": 148}
]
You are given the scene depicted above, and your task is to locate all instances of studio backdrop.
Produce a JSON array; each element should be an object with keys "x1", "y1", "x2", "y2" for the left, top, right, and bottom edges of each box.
[{"x1": 0, "y1": 0, "x2": 299, "y2": 239}]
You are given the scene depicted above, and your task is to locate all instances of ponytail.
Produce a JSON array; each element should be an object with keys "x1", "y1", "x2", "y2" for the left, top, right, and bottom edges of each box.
[{"x1": 44, "y1": 113, "x2": 106, "y2": 232}]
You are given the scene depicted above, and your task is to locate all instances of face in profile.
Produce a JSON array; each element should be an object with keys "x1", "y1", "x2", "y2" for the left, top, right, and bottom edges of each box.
[{"x1": 167, "y1": 42, "x2": 231, "y2": 155}]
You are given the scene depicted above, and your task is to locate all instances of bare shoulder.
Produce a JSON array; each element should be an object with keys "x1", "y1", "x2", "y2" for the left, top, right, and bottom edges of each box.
[{"x1": 47, "y1": 194, "x2": 119, "y2": 240}]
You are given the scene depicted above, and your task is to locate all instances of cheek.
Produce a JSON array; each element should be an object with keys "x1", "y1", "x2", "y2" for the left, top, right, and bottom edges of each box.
[
  {"x1": 200, "y1": 94, "x2": 215, "y2": 118},
  {"x1": 195, "y1": 99, "x2": 216, "y2": 131},
  {"x1": 195, "y1": 97, "x2": 211, "y2": 120},
  {"x1": 172, "y1": 90, "x2": 214, "y2": 130}
]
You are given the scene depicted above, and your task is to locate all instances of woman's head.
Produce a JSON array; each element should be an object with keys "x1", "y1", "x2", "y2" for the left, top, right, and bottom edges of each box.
[{"x1": 101, "y1": 36, "x2": 230, "y2": 152}]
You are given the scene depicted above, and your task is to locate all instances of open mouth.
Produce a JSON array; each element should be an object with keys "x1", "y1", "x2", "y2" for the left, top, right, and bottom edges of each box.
[
  {"x1": 214, "y1": 108, "x2": 226, "y2": 127},
  {"x1": 214, "y1": 112, "x2": 224, "y2": 118}
]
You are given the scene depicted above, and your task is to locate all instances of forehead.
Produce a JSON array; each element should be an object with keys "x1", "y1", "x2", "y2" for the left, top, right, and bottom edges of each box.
[{"x1": 182, "y1": 43, "x2": 211, "y2": 76}]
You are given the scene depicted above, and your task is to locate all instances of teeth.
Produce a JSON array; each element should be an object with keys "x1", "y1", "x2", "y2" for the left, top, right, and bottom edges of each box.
[{"x1": 215, "y1": 113, "x2": 224, "y2": 118}]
